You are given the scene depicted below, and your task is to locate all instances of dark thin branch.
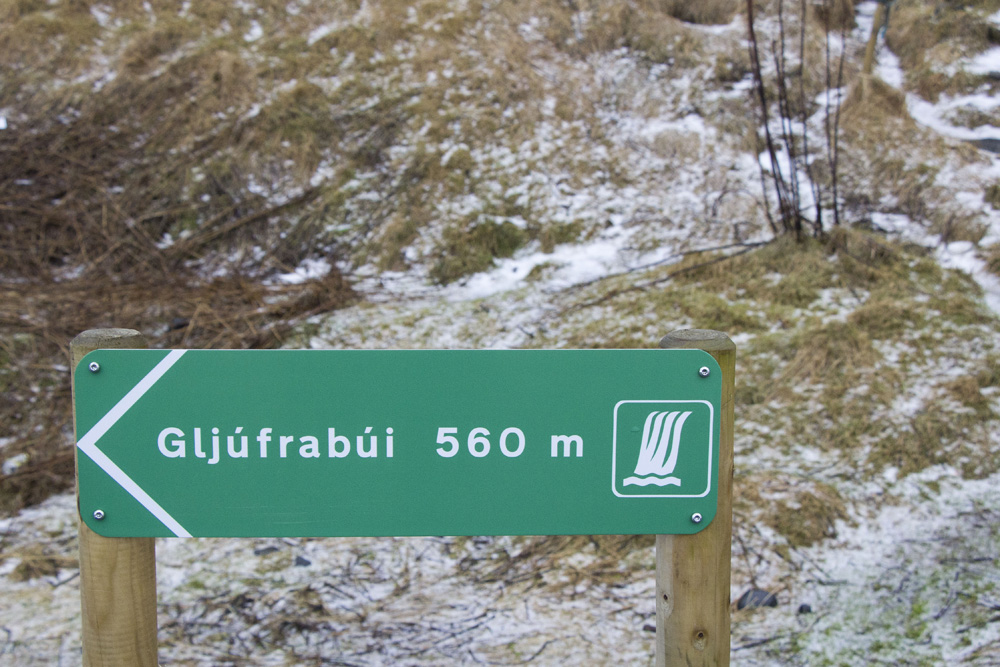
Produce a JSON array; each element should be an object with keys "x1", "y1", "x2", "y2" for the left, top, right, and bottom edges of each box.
[
  {"x1": 563, "y1": 244, "x2": 766, "y2": 314},
  {"x1": 554, "y1": 240, "x2": 771, "y2": 295},
  {"x1": 773, "y1": 1, "x2": 804, "y2": 238},
  {"x1": 799, "y1": 0, "x2": 822, "y2": 236},
  {"x1": 747, "y1": 0, "x2": 792, "y2": 235},
  {"x1": 831, "y1": 19, "x2": 848, "y2": 228},
  {"x1": 468, "y1": 637, "x2": 560, "y2": 665},
  {"x1": 733, "y1": 635, "x2": 782, "y2": 650}
]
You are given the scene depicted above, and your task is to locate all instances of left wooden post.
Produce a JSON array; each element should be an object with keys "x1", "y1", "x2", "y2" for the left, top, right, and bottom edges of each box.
[{"x1": 71, "y1": 329, "x2": 159, "y2": 667}]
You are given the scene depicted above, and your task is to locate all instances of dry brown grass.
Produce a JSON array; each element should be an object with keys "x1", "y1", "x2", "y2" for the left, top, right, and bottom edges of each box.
[
  {"x1": 0, "y1": 2, "x2": 369, "y2": 512},
  {"x1": 848, "y1": 296, "x2": 924, "y2": 339},
  {"x1": 0, "y1": 275, "x2": 353, "y2": 514},
  {"x1": 887, "y1": 0, "x2": 999, "y2": 71},
  {"x1": 2, "y1": 0, "x2": 529, "y2": 512},
  {"x1": 986, "y1": 243, "x2": 1000, "y2": 278},
  {"x1": 120, "y1": 18, "x2": 199, "y2": 72},
  {"x1": 841, "y1": 75, "x2": 908, "y2": 121},
  {"x1": 945, "y1": 375, "x2": 992, "y2": 415},
  {"x1": 0, "y1": 5, "x2": 101, "y2": 85},
  {"x1": 886, "y1": 0, "x2": 1000, "y2": 99},
  {"x1": 463, "y1": 534, "x2": 654, "y2": 587},
  {"x1": 492, "y1": 0, "x2": 709, "y2": 66},
  {"x1": 777, "y1": 321, "x2": 878, "y2": 390},
  {"x1": 658, "y1": 0, "x2": 738, "y2": 26},
  {"x1": 867, "y1": 403, "x2": 996, "y2": 478},
  {"x1": 836, "y1": 124, "x2": 957, "y2": 228},
  {"x1": 930, "y1": 210, "x2": 989, "y2": 245},
  {"x1": 629, "y1": 10, "x2": 705, "y2": 66},
  {"x1": 736, "y1": 474, "x2": 847, "y2": 548},
  {"x1": 5, "y1": 545, "x2": 77, "y2": 582},
  {"x1": 812, "y1": 0, "x2": 855, "y2": 32}
]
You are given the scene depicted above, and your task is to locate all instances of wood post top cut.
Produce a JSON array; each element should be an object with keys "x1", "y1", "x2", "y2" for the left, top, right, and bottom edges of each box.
[{"x1": 660, "y1": 329, "x2": 736, "y2": 352}]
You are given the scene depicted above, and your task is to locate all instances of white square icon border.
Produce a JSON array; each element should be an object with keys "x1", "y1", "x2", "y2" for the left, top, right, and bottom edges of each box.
[{"x1": 612, "y1": 399, "x2": 714, "y2": 499}]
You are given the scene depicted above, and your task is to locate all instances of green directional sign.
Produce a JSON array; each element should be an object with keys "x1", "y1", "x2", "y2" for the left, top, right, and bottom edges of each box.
[{"x1": 74, "y1": 350, "x2": 721, "y2": 538}]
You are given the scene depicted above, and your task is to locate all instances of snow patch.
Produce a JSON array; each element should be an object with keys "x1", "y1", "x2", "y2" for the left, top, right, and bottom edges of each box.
[
  {"x1": 90, "y1": 5, "x2": 112, "y2": 28},
  {"x1": 274, "y1": 258, "x2": 332, "y2": 284},
  {"x1": 307, "y1": 22, "x2": 341, "y2": 46},
  {"x1": 936, "y1": 241, "x2": 1000, "y2": 315},
  {"x1": 244, "y1": 20, "x2": 264, "y2": 42},
  {"x1": 965, "y1": 46, "x2": 1000, "y2": 76}
]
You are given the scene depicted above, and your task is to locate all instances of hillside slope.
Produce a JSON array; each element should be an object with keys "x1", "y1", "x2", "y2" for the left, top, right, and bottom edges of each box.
[{"x1": 2, "y1": 0, "x2": 1000, "y2": 663}]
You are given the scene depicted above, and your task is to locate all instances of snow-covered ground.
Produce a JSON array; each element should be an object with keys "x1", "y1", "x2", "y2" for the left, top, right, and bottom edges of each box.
[{"x1": 3, "y1": 1, "x2": 1000, "y2": 664}]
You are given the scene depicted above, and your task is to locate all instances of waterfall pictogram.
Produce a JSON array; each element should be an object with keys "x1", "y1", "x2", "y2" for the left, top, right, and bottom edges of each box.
[{"x1": 622, "y1": 410, "x2": 692, "y2": 487}]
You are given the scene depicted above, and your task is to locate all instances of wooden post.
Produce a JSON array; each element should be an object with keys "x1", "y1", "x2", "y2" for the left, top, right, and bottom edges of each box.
[
  {"x1": 71, "y1": 329, "x2": 159, "y2": 667},
  {"x1": 862, "y1": 2, "x2": 888, "y2": 77},
  {"x1": 656, "y1": 329, "x2": 735, "y2": 667}
]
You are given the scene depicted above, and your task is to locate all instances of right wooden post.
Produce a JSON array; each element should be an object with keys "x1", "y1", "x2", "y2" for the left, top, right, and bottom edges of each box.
[{"x1": 656, "y1": 329, "x2": 735, "y2": 666}]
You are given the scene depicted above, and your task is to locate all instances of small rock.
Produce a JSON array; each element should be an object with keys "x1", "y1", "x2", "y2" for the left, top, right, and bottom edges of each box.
[
  {"x1": 737, "y1": 588, "x2": 778, "y2": 610},
  {"x1": 797, "y1": 603, "x2": 812, "y2": 614},
  {"x1": 642, "y1": 624, "x2": 656, "y2": 633},
  {"x1": 969, "y1": 138, "x2": 1000, "y2": 154},
  {"x1": 253, "y1": 546, "x2": 280, "y2": 556},
  {"x1": 294, "y1": 555, "x2": 312, "y2": 567},
  {"x1": 1, "y1": 453, "x2": 28, "y2": 476}
]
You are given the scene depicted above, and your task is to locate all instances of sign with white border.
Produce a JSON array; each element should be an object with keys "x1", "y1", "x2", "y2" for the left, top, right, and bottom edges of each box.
[{"x1": 75, "y1": 349, "x2": 721, "y2": 537}]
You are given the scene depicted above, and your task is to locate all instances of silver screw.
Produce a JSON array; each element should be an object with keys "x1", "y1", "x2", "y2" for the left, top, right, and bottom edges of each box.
[
  {"x1": 88, "y1": 362, "x2": 100, "y2": 373},
  {"x1": 698, "y1": 366, "x2": 710, "y2": 378},
  {"x1": 691, "y1": 513, "x2": 703, "y2": 524},
  {"x1": 93, "y1": 509, "x2": 106, "y2": 520}
]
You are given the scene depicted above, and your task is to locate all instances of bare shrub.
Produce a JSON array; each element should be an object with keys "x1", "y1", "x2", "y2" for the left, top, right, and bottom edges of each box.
[{"x1": 746, "y1": 0, "x2": 855, "y2": 238}]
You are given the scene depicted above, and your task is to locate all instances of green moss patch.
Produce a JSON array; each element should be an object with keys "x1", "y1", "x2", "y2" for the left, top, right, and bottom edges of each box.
[{"x1": 430, "y1": 220, "x2": 527, "y2": 285}]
